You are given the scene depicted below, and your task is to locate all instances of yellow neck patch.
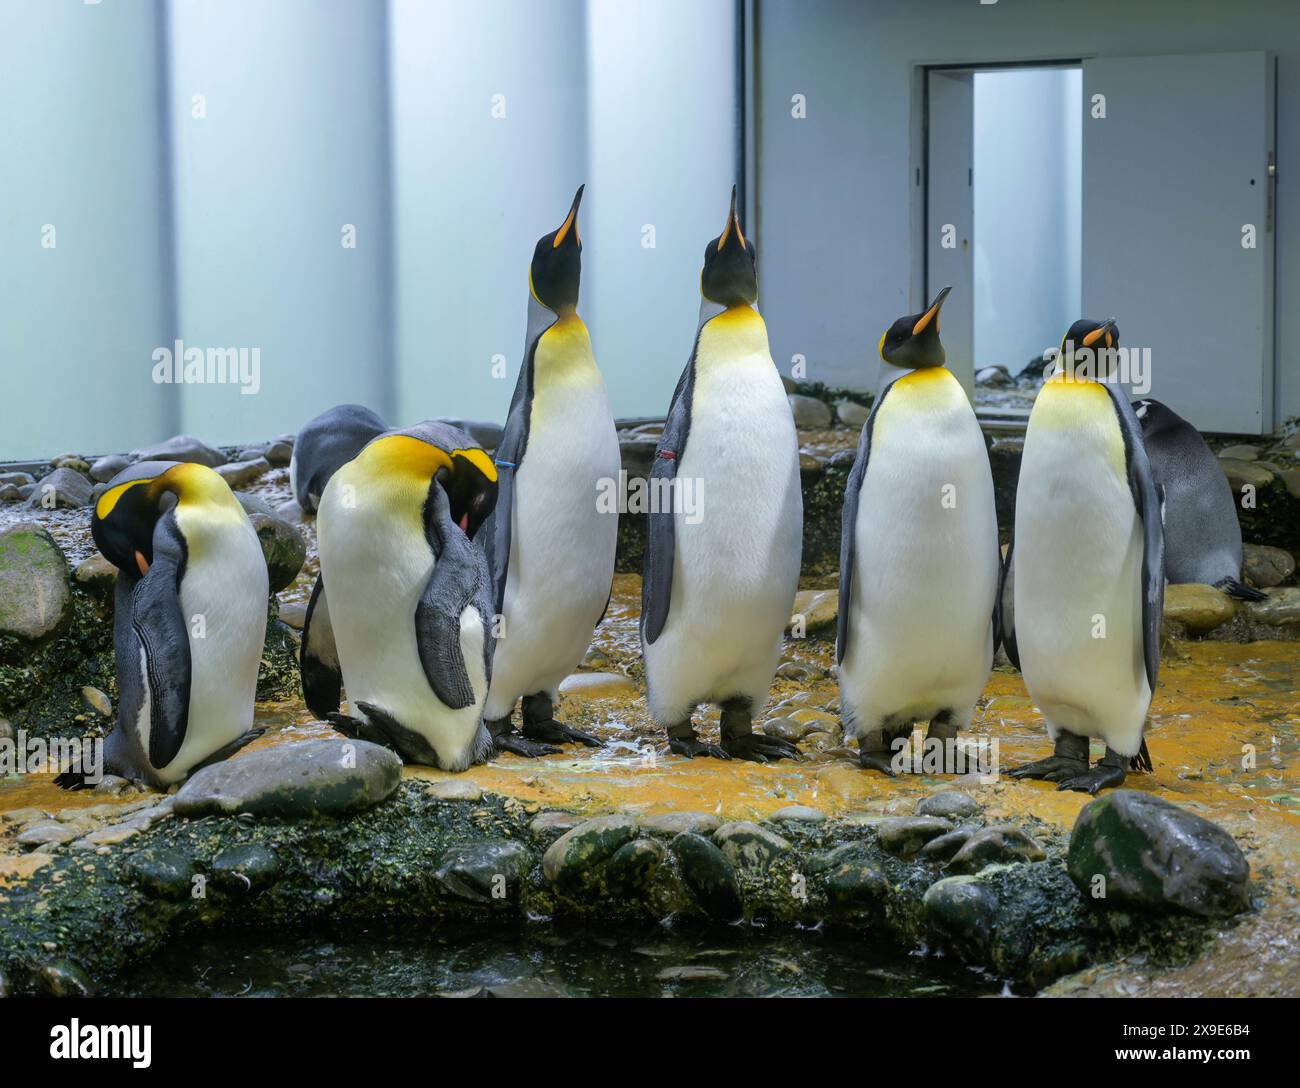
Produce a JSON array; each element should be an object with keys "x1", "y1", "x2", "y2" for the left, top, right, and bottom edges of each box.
[{"x1": 360, "y1": 434, "x2": 497, "y2": 486}]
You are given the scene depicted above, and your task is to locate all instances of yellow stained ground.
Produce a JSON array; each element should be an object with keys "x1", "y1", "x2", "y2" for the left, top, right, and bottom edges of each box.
[{"x1": 3, "y1": 572, "x2": 1297, "y2": 995}]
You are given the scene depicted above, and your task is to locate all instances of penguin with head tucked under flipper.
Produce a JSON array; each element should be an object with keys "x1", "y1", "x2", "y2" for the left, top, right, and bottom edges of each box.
[
  {"x1": 1001, "y1": 318, "x2": 1164, "y2": 793},
  {"x1": 290, "y1": 403, "x2": 387, "y2": 514},
  {"x1": 837, "y1": 287, "x2": 1000, "y2": 774},
  {"x1": 56, "y1": 460, "x2": 269, "y2": 790},
  {"x1": 479, "y1": 185, "x2": 620, "y2": 758},
  {"x1": 640, "y1": 186, "x2": 803, "y2": 762},
  {"x1": 305, "y1": 421, "x2": 499, "y2": 770},
  {"x1": 1133, "y1": 397, "x2": 1263, "y2": 601}
]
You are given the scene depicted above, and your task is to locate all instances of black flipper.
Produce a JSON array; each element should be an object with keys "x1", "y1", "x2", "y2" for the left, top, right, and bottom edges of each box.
[
  {"x1": 641, "y1": 344, "x2": 697, "y2": 645},
  {"x1": 300, "y1": 574, "x2": 342, "y2": 719},
  {"x1": 416, "y1": 471, "x2": 495, "y2": 710},
  {"x1": 995, "y1": 538, "x2": 1020, "y2": 670},
  {"x1": 132, "y1": 514, "x2": 192, "y2": 770},
  {"x1": 836, "y1": 381, "x2": 894, "y2": 664},
  {"x1": 1217, "y1": 577, "x2": 1266, "y2": 602},
  {"x1": 1104, "y1": 384, "x2": 1166, "y2": 695}
]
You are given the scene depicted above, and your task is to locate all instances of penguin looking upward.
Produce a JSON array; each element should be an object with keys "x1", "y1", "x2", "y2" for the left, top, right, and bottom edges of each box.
[
  {"x1": 837, "y1": 288, "x2": 1000, "y2": 773},
  {"x1": 640, "y1": 186, "x2": 802, "y2": 762},
  {"x1": 1133, "y1": 397, "x2": 1263, "y2": 600},
  {"x1": 58, "y1": 460, "x2": 268, "y2": 789},
  {"x1": 1001, "y1": 318, "x2": 1165, "y2": 793},
  {"x1": 304, "y1": 422, "x2": 500, "y2": 770},
  {"x1": 480, "y1": 185, "x2": 620, "y2": 757}
]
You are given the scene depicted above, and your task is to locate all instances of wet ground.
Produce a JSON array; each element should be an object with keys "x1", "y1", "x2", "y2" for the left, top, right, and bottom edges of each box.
[{"x1": 2, "y1": 466, "x2": 1297, "y2": 997}]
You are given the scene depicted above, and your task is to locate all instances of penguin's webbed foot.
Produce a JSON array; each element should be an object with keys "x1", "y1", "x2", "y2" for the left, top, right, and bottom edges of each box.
[
  {"x1": 721, "y1": 731, "x2": 801, "y2": 763},
  {"x1": 487, "y1": 716, "x2": 561, "y2": 759},
  {"x1": 1007, "y1": 755, "x2": 1089, "y2": 783},
  {"x1": 1055, "y1": 749, "x2": 1129, "y2": 794},
  {"x1": 522, "y1": 719, "x2": 603, "y2": 748},
  {"x1": 858, "y1": 749, "x2": 897, "y2": 776},
  {"x1": 668, "y1": 735, "x2": 731, "y2": 760}
]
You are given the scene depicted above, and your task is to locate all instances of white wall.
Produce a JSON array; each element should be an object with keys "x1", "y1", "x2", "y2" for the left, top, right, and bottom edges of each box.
[
  {"x1": 972, "y1": 67, "x2": 1081, "y2": 373},
  {"x1": 756, "y1": 0, "x2": 1299, "y2": 431}
]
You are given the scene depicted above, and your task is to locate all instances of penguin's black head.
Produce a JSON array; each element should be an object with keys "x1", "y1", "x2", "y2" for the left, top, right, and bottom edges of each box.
[
  {"x1": 529, "y1": 185, "x2": 584, "y2": 314},
  {"x1": 91, "y1": 460, "x2": 181, "y2": 577},
  {"x1": 701, "y1": 185, "x2": 757, "y2": 308},
  {"x1": 438, "y1": 450, "x2": 498, "y2": 541},
  {"x1": 879, "y1": 287, "x2": 951, "y2": 369},
  {"x1": 1059, "y1": 318, "x2": 1119, "y2": 379}
]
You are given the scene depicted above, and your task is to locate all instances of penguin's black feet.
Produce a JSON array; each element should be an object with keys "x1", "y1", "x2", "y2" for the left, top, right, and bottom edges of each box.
[
  {"x1": 521, "y1": 693, "x2": 603, "y2": 748},
  {"x1": 487, "y1": 716, "x2": 560, "y2": 759},
  {"x1": 668, "y1": 734, "x2": 731, "y2": 760},
  {"x1": 1008, "y1": 733, "x2": 1090, "y2": 782},
  {"x1": 926, "y1": 710, "x2": 960, "y2": 743},
  {"x1": 326, "y1": 712, "x2": 398, "y2": 752},
  {"x1": 721, "y1": 731, "x2": 801, "y2": 763},
  {"x1": 858, "y1": 748, "x2": 897, "y2": 775},
  {"x1": 1055, "y1": 748, "x2": 1129, "y2": 794}
]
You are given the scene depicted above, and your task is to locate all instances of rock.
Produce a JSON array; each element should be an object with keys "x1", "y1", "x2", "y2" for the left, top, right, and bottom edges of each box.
[
  {"x1": 0, "y1": 485, "x2": 20, "y2": 503},
  {"x1": 35, "y1": 960, "x2": 95, "y2": 998},
  {"x1": 541, "y1": 815, "x2": 639, "y2": 890},
  {"x1": 828, "y1": 449, "x2": 856, "y2": 470},
  {"x1": 640, "y1": 811, "x2": 720, "y2": 837},
  {"x1": 672, "y1": 832, "x2": 743, "y2": 920},
  {"x1": 89, "y1": 454, "x2": 131, "y2": 483},
  {"x1": 529, "y1": 811, "x2": 583, "y2": 837},
  {"x1": 775, "y1": 660, "x2": 822, "y2": 682},
  {"x1": 788, "y1": 589, "x2": 837, "y2": 634},
  {"x1": 919, "y1": 826, "x2": 976, "y2": 862},
  {"x1": 435, "y1": 841, "x2": 531, "y2": 904},
  {"x1": 876, "y1": 815, "x2": 954, "y2": 857},
  {"x1": 1242, "y1": 544, "x2": 1295, "y2": 589},
  {"x1": 265, "y1": 440, "x2": 294, "y2": 467},
  {"x1": 656, "y1": 965, "x2": 728, "y2": 982},
  {"x1": 946, "y1": 824, "x2": 1045, "y2": 873},
  {"x1": 1162, "y1": 583, "x2": 1236, "y2": 634},
  {"x1": 916, "y1": 791, "x2": 979, "y2": 820},
  {"x1": 799, "y1": 452, "x2": 824, "y2": 481},
  {"x1": 606, "y1": 838, "x2": 665, "y2": 895},
  {"x1": 92, "y1": 775, "x2": 133, "y2": 797},
  {"x1": 824, "y1": 848, "x2": 889, "y2": 912},
  {"x1": 1219, "y1": 457, "x2": 1274, "y2": 492},
  {"x1": 975, "y1": 365, "x2": 1013, "y2": 387},
  {"x1": 275, "y1": 499, "x2": 308, "y2": 526},
  {"x1": 0, "y1": 717, "x2": 12, "y2": 742},
  {"x1": 770, "y1": 804, "x2": 826, "y2": 824},
  {"x1": 73, "y1": 552, "x2": 118, "y2": 596},
  {"x1": 128, "y1": 849, "x2": 194, "y2": 898},
  {"x1": 558, "y1": 672, "x2": 636, "y2": 698},
  {"x1": 787, "y1": 393, "x2": 833, "y2": 429},
  {"x1": 212, "y1": 843, "x2": 280, "y2": 891},
  {"x1": 278, "y1": 600, "x2": 308, "y2": 629},
  {"x1": 0, "y1": 471, "x2": 35, "y2": 488},
  {"x1": 216, "y1": 457, "x2": 272, "y2": 489},
  {"x1": 1280, "y1": 468, "x2": 1300, "y2": 501},
  {"x1": 16, "y1": 822, "x2": 78, "y2": 847},
  {"x1": 26, "y1": 467, "x2": 92, "y2": 509},
  {"x1": 835, "y1": 399, "x2": 871, "y2": 428},
  {"x1": 1218, "y1": 443, "x2": 1260, "y2": 461},
  {"x1": 1244, "y1": 588, "x2": 1300, "y2": 628},
  {"x1": 923, "y1": 876, "x2": 998, "y2": 960},
  {"x1": 81, "y1": 686, "x2": 112, "y2": 718},
  {"x1": 130, "y1": 434, "x2": 225, "y2": 468},
  {"x1": 237, "y1": 496, "x2": 306, "y2": 593},
  {"x1": 173, "y1": 738, "x2": 401, "y2": 820},
  {"x1": 426, "y1": 780, "x2": 484, "y2": 802},
  {"x1": 1067, "y1": 790, "x2": 1250, "y2": 918},
  {"x1": 713, "y1": 821, "x2": 791, "y2": 871},
  {"x1": 0, "y1": 524, "x2": 71, "y2": 639},
  {"x1": 762, "y1": 717, "x2": 806, "y2": 743}
]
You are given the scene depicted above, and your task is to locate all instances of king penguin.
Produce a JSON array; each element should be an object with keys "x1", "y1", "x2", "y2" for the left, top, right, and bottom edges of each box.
[
  {"x1": 302, "y1": 421, "x2": 500, "y2": 771},
  {"x1": 58, "y1": 460, "x2": 268, "y2": 789},
  {"x1": 1000, "y1": 319, "x2": 1165, "y2": 793},
  {"x1": 640, "y1": 186, "x2": 803, "y2": 762},
  {"x1": 1134, "y1": 397, "x2": 1263, "y2": 600},
  {"x1": 480, "y1": 185, "x2": 620, "y2": 757},
  {"x1": 290, "y1": 403, "x2": 387, "y2": 514},
  {"x1": 837, "y1": 288, "x2": 1000, "y2": 773}
]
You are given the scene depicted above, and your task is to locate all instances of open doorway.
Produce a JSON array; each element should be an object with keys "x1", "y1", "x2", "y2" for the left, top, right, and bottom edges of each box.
[{"x1": 926, "y1": 63, "x2": 1082, "y2": 416}]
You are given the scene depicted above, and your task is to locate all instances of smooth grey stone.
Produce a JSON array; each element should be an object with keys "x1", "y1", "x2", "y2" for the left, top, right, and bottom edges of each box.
[
  {"x1": 173, "y1": 738, "x2": 402, "y2": 820},
  {"x1": 425, "y1": 780, "x2": 484, "y2": 802},
  {"x1": 265, "y1": 440, "x2": 293, "y2": 467},
  {"x1": 129, "y1": 434, "x2": 226, "y2": 468},
  {"x1": 529, "y1": 811, "x2": 584, "y2": 838},
  {"x1": 0, "y1": 524, "x2": 70, "y2": 639},
  {"x1": 787, "y1": 393, "x2": 833, "y2": 429},
  {"x1": 876, "y1": 815, "x2": 955, "y2": 857},
  {"x1": 435, "y1": 840, "x2": 531, "y2": 904},
  {"x1": 923, "y1": 875, "x2": 999, "y2": 960},
  {"x1": 835, "y1": 399, "x2": 871, "y2": 427},
  {"x1": 915, "y1": 791, "x2": 980, "y2": 820},
  {"x1": 128, "y1": 848, "x2": 195, "y2": 899},
  {"x1": 216, "y1": 457, "x2": 271, "y2": 489},
  {"x1": 26, "y1": 467, "x2": 92, "y2": 509},
  {"x1": 920, "y1": 826, "x2": 977, "y2": 862},
  {"x1": 946, "y1": 824, "x2": 1045, "y2": 873},
  {"x1": 713, "y1": 821, "x2": 791, "y2": 871},
  {"x1": 89, "y1": 454, "x2": 131, "y2": 483},
  {"x1": 770, "y1": 804, "x2": 827, "y2": 824},
  {"x1": 672, "y1": 832, "x2": 743, "y2": 920},
  {"x1": 0, "y1": 471, "x2": 36, "y2": 488},
  {"x1": 212, "y1": 843, "x2": 280, "y2": 891},
  {"x1": 640, "y1": 811, "x2": 721, "y2": 837},
  {"x1": 1242, "y1": 543, "x2": 1295, "y2": 589}
]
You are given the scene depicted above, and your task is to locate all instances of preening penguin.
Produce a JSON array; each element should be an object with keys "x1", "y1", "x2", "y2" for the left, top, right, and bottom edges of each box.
[
  {"x1": 1002, "y1": 319, "x2": 1165, "y2": 793},
  {"x1": 480, "y1": 185, "x2": 620, "y2": 757},
  {"x1": 640, "y1": 186, "x2": 803, "y2": 762},
  {"x1": 1134, "y1": 397, "x2": 1263, "y2": 600},
  {"x1": 58, "y1": 460, "x2": 268, "y2": 789},
  {"x1": 305, "y1": 421, "x2": 499, "y2": 771},
  {"x1": 837, "y1": 288, "x2": 1000, "y2": 773},
  {"x1": 289, "y1": 403, "x2": 387, "y2": 514}
]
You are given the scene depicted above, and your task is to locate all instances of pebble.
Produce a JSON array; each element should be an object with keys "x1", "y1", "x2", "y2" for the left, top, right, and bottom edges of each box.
[
  {"x1": 558, "y1": 672, "x2": 636, "y2": 698},
  {"x1": 712, "y1": 821, "x2": 791, "y2": 871},
  {"x1": 81, "y1": 686, "x2": 112, "y2": 718},
  {"x1": 1218, "y1": 443, "x2": 1260, "y2": 461},
  {"x1": 425, "y1": 780, "x2": 484, "y2": 802},
  {"x1": 529, "y1": 811, "x2": 584, "y2": 837},
  {"x1": 73, "y1": 552, "x2": 118, "y2": 595},
  {"x1": 211, "y1": 844, "x2": 281, "y2": 891},
  {"x1": 89, "y1": 454, "x2": 130, "y2": 483},
  {"x1": 915, "y1": 791, "x2": 979, "y2": 820},
  {"x1": 640, "y1": 811, "x2": 720, "y2": 837},
  {"x1": 672, "y1": 832, "x2": 743, "y2": 920},
  {"x1": 1219, "y1": 457, "x2": 1274, "y2": 492},
  {"x1": 787, "y1": 393, "x2": 833, "y2": 429},
  {"x1": 0, "y1": 524, "x2": 71, "y2": 639},
  {"x1": 129, "y1": 434, "x2": 226, "y2": 468},
  {"x1": 787, "y1": 589, "x2": 837, "y2": 634},
  {"x1": 946, "y1": 825, "x2": 1045, "y2": 873},
  {"x1": 0, "y1": 471, "x2": 35, "y2": 488},
  {"x1": 922, "y1": 876, "x2": 998, "y2": 960},
  {"x1": 769, "y1": 805, "x2": 827, "y2": 824},
  {"x1": 1162, "y1": 583, "x2": 1236, "y2": 634},
  {"x1": 1241, "y1": 544, "x2": 1295, "y2": 589},
  {"x1": 265, "y1": 440, "x2": 294, "y2": 467},
  {"x1": 16, "y1": 823, "x2": 78, "y2": 847},
  {"x1": 656, "y1": 965, "x2": 729, "y2": 982},
  {"x1": 835, "y1": 400, "x2": 871, "y2": 428},
  {"x1": 278, "y1": 600, "x2": 308, "y2": 629},
  {"x1": 217, "y1": 457, "x2": 272, "y2": 489},
  {"x1": 919, "y1": 826, "x2": 976, "y2": 863},
  {"x1": 876, "y1": 815, "x2": 955, "y2": 857}
]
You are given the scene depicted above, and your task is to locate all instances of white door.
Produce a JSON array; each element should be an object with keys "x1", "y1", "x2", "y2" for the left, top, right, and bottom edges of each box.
[{"x1": 1081, "y1": 52, "x2": 1275, "y2": 434}]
